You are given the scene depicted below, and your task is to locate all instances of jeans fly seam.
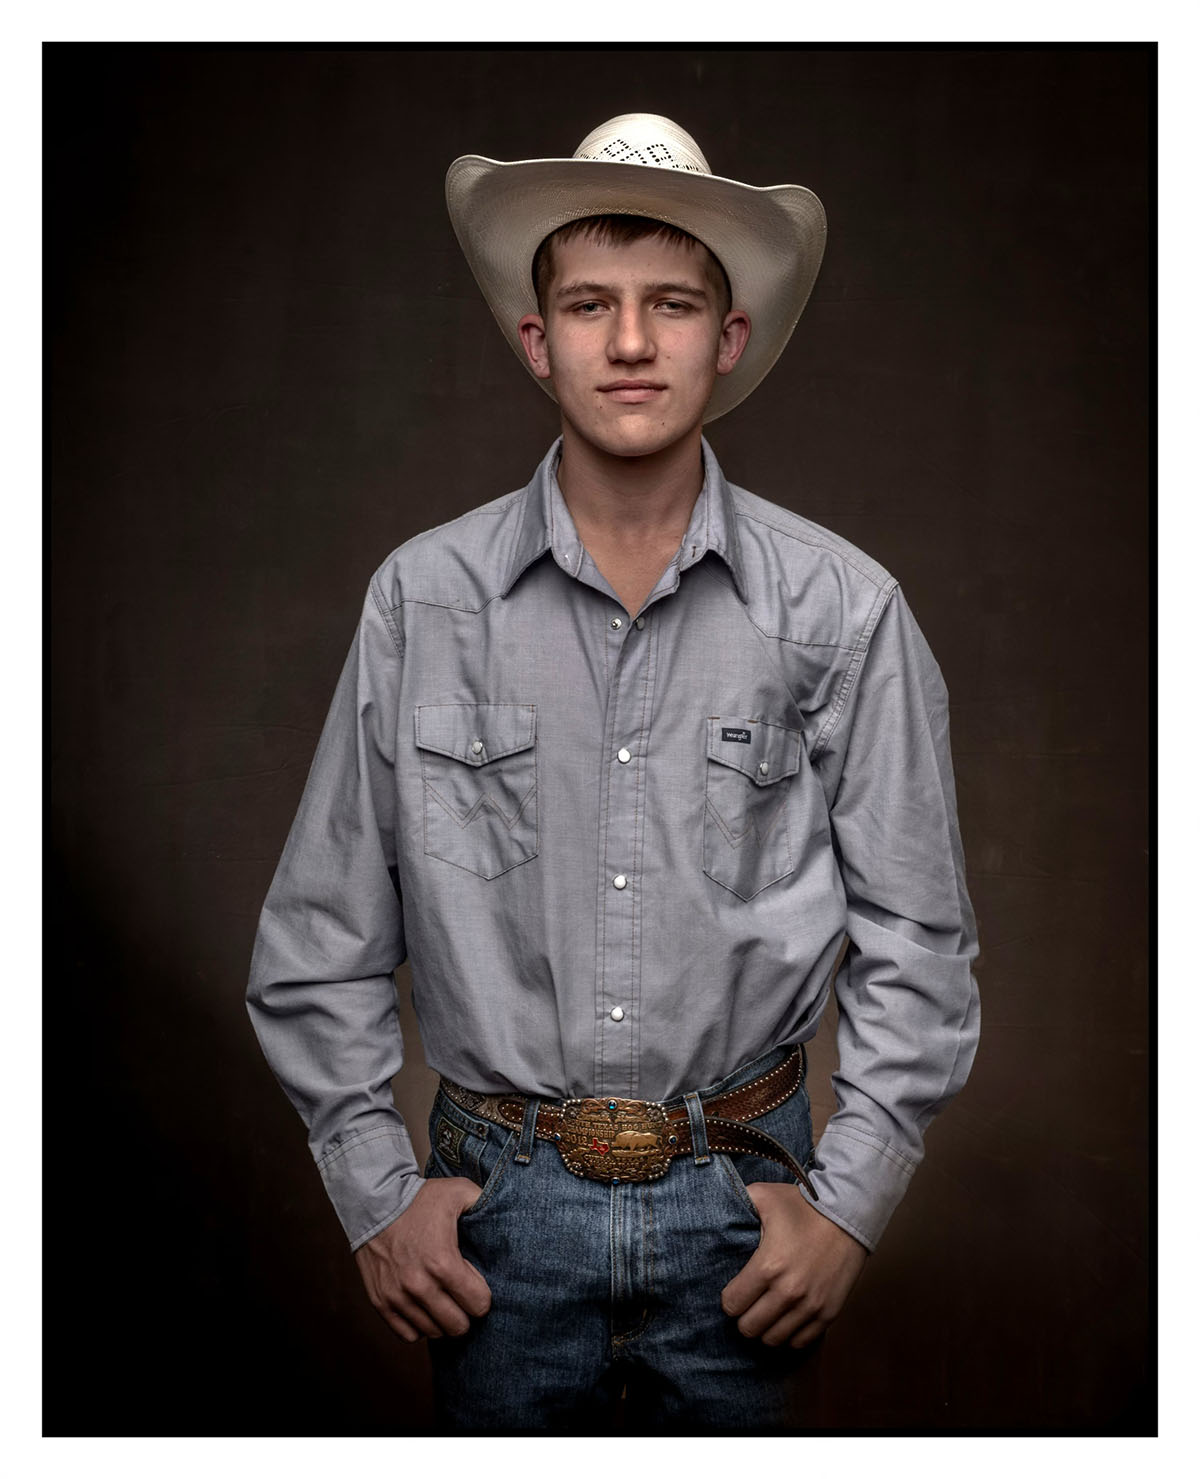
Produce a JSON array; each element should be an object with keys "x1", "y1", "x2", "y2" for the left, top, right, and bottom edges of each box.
[
  {"x1": 612, "y1": 1187, "x2": 653, "y2": 1348},
  {"x1": 608, "y1": 1182, "x2": 619, "y2": 1346},
  {"x1": 642, "y1": 1180, "x2": 656, "y2": 1308}
]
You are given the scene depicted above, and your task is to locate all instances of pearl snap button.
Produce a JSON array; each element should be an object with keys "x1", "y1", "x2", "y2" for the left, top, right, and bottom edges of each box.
[
  {"x1": 610, "y1": 1006, "x2": 625, "y2": 1022},
  {"x1": 635, "y1": 616, "x2": 645, "y2": 629},
  {"x1": 610, "y1": 617, "x2": 623, "y2": 630},
  {"x1": 617, "y1": 748, "x2": 631, "y2": 764},
  {"x1": 759, "y1": 761, "x2": 769, "y2": 776},
  {"x1": 612, "y1": 874, "x2": 628, "y2": 890},
  {"x1": 471, "y1": 740, "x2": 484, "y2": 755}
]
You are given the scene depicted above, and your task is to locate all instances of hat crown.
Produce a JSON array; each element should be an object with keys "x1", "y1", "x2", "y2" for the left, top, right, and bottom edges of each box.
[{"x1": 572, "y1": 113, "x2": 711, "y2": 175}]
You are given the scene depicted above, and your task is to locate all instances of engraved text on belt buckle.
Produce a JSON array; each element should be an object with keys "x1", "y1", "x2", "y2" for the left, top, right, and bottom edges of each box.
[{"x1": 556, "y1": 1098, "x2": 672, "y2": 1183}]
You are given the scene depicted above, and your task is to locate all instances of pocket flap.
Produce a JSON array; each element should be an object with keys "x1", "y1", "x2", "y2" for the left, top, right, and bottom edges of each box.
[
  {"x1": 706, "y1": 716, "x2": 802, "y2": 786},
  {"x1": 415, "y1": 703, "x2": 536, "y2": 766}
]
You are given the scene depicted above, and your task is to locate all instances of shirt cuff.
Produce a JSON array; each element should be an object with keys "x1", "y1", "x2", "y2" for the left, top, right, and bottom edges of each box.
[
  {"x1": 316, "y1": 1125, "x2": 423, "y2": 1252},
  {"x1": 802, "y1": 1125, "x2": 916, "y2": 1253}
]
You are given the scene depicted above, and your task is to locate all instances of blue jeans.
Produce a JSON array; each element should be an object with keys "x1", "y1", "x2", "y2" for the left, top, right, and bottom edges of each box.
[{"x1": 424, "y1": 1044, "x2": 821, "y2": 1433}]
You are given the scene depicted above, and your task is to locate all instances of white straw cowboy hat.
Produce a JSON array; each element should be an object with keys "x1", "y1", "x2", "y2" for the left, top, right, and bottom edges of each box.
[{"x1": 445, "y1": 113, "x2": 827, "y2": 422}]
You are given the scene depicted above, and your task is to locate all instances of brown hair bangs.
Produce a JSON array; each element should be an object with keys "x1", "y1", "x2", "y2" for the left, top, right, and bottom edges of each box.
[{"x1": 531, "y1": 214, "x2": 733, "y2": 317}]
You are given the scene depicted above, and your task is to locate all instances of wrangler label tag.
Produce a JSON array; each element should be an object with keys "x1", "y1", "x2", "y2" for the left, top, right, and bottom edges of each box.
[
  {"x1": 434, "y1": 1117, "x2": 465, "y2": 1165},
  {"x1": 721, "y1": 727, "x2": 752, "y2": 744}
]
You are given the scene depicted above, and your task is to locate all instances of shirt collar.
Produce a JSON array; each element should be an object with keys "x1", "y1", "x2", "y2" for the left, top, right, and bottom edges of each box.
[{"x1": 500, "y1": 437, "x2": 748, "y2": 603}]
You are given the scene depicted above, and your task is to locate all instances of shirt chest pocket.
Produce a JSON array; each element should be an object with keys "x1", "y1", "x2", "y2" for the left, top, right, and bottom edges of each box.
[
  {"x1": 414, "y1": 704, "x2": 538, "y2": 880},
  {"x1": 703, "y1": 716, "x2": 803, "y2": 900}
]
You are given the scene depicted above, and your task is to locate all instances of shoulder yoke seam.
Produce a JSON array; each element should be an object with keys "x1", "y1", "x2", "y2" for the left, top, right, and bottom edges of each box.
[
  {"x1": 388, "y1": 592, "x2": 507, "y2": 618},
  {"x1": 808, "y1": 578, "x2": 898, "y2": 762},
  {"x1": 733, "y1": 504, "x2": 892, "y2": 590},
  {"x1": 694, "y1": 555, "x2": 870, "y2": 656},
  {"x1": 387, "y1": 488, "x2": 526, "y2": 554},
  {"x1": 369, "y1": 574, "x2": 405, "y2": 660}
]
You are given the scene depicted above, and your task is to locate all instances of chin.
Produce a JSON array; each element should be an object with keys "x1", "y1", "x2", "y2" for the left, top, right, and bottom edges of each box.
[{"x1": 575, "y1": 414, "x2": 701, "y2": 461}]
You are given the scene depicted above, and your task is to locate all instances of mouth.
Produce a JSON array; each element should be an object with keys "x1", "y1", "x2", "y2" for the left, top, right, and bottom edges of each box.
[{"x1": 598, "y1": 380, "x2": 666, "y2": 404}]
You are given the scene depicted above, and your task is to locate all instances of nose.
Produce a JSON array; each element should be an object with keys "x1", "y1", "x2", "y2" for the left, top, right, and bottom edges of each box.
[{"x1": 607, "y1": 302, "x2": 654, "y2": 365}]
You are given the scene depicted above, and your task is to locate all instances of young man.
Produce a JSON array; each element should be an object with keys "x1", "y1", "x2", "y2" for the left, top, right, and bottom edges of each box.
[{"x1": 247, "y1": 114, "x2": 980, "y2": 1433}]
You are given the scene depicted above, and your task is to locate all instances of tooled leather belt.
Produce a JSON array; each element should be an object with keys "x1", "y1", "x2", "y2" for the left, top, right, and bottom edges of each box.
[{"x1": 438, "y1": 1045, "x2": 817, "y2": 1199}]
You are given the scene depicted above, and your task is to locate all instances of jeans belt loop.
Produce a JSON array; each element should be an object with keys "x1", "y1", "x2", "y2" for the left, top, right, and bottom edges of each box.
[
  {"x1": 800, "y1": 1040, "x2": 808, "y2": 1083},
  {"x1": 515, "y1": 1094, "x2": 541, "y2": 1164},
  {"x1": 683, "y1": 1090, "x2": 710, "y2": 1165}
]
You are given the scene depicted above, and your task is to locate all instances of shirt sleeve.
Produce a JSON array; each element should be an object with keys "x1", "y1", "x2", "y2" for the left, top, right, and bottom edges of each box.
[
  {"x1": 804, "y1": 581, "x2": 981, "y2": 1251},
  {"x1": 246, "y1": 573, "x2": 422, "y2": 1252}
]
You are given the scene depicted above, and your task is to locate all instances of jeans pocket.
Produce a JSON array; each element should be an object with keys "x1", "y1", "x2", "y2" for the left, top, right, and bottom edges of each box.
[
  {"x1": 702, "y1": 716, "x2": 802, "y2": 900},
  {"x1": 426, "y1": 1092, "x2": 518, "y2": 1219},
  {"x1": 415, "y1": 703, "x2": 538, "y2": 879},
  {"x1": 713, "y1": 1078, "x2": 815, "y2": 1221},
  {"x1": 715, "y1": 1152, "x2": 764, "y2": 1223},
  {"x1": 457, "y1": 1130, "x2": 518, "y2": 1219}
]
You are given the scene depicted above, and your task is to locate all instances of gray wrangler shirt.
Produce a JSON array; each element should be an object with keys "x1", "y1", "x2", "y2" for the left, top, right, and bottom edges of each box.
[{"x1": 247, "y1": 438, "x2": 980, "y2": 1254}]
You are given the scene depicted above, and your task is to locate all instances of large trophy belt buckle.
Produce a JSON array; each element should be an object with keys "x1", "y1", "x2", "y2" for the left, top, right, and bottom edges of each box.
[{"x1": 555, "y1": 1098, "x2": 673, "y2": 1183}]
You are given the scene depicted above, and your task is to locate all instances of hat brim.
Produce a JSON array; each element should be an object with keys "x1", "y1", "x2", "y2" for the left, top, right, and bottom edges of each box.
[{"x1": 445, "y1": 155, "x2": 826, "y2": 422}]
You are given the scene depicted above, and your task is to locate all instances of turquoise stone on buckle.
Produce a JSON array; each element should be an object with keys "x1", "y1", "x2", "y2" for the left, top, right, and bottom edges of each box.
[{"x1": 555, "y1": 1097, "x2": 672, "y2": 1183}]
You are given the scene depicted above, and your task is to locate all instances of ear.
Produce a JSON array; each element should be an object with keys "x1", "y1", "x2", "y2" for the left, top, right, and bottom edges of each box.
[
  {"x1": 518, "y1": 314, "x2": 552, "y2": 380},
  {"x1": 716, "y1": 310, "x2": 751, "y2": 376}
]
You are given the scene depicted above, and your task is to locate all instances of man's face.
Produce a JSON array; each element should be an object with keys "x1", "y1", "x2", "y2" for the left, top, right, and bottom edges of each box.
[{"x1": 517, "y1": 232, "x2": 750, "y2": 462}]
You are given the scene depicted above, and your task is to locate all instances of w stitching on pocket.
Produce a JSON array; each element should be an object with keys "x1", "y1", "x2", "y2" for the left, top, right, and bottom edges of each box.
[
  {"x1": 423, "y1": 773, "x2": 536, "y2": 833},
  {"x1": 702, "y1": 716, "x2": 801, "y2": 900},
  {"x1": 415, "y1": 703, "x2": 538, "y2": 880},
  {"x1": 703, "y1": 788, "x2": 790, "y2": 851}
]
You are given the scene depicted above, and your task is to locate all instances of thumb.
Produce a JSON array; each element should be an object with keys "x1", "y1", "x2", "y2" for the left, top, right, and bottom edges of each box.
[
  {"x1": 459, "y1": 1256, "x2": 493, "y2": 1313},
  {"x1": 451, "y1": 1176, "x2": 483, "y2": 1215}
]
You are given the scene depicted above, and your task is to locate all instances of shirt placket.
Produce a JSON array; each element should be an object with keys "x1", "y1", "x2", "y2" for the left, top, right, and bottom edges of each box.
[{"x1": 595, "y1": 604, "x2": 654, "y2": 1098}]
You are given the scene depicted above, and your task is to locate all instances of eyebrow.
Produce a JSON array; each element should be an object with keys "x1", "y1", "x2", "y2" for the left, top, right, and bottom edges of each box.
[{"x1": 554, "y1": 280, "x2": 709, "y2": 301}]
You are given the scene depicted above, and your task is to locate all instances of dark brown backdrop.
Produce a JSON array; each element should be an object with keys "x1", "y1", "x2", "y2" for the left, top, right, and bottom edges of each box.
[{"x1": 48, "y1": 44, "x2": 1151, "y2": 1435}]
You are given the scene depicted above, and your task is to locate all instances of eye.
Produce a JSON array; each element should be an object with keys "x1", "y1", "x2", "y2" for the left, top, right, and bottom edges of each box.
[{"x1": 573, "y1": 300, "x2": 605, "y2": 315}]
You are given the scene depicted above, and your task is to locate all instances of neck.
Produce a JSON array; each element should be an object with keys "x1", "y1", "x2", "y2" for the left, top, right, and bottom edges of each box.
[{"x1": 556, "y1": 423, "x2": 706, "y2": 539}]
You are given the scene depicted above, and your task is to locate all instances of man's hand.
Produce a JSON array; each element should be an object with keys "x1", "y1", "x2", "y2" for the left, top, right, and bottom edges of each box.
[
  {"x1": 354, "y1": 1177, "x2": 492, "y2": 1343},
  {"x1": 721, "y1": 1182, "x2": 869, "y2": 1349}
]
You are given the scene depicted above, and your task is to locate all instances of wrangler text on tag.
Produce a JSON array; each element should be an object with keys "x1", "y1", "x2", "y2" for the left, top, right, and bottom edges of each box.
[{"x1": 434, "y1": 1117, "x2": 466, "y2": 1165}]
